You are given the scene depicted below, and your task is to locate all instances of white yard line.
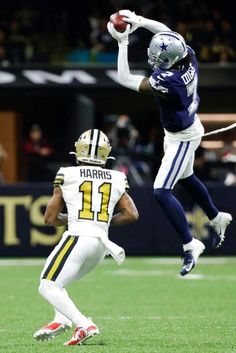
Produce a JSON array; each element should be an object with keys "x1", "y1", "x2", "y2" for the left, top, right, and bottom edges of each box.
[
  {"x1": 95, "y1": 316, "x2": 161, "y2": 320},
  {"x1": 143, "y1": 257, "x2": 236, "y2": 265},
  {"x1": 109, "y1": 269, "x2": 236, "y2": 281},
  {"x1": 109, "y1": 269, "x2": 177, "y2": 276},
  {"x1": 93, "y1": 316, "x2": 236, "y2": 328},
  {"x1": 178, "y1": 274, "x2": 236, "y2": 281},
  {"x1": 0, "y1": 259, "x2": 45, "y2": 266},
  {"x1": 0, "y1": 257, "x2": 235, "y2": 267}
]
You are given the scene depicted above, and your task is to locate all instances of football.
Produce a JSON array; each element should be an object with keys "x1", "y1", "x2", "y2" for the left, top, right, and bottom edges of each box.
[{"x1": 110, "y1": 12, "x2": 128, "y2": 32}]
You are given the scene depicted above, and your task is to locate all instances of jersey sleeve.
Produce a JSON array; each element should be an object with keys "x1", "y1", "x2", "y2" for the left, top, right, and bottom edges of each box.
[
  {"x1": 53, "y1": 167, "x2": 65, "y2": 187},
  {"x1": 124, "y1": 175, "x2": 130, "y2": 192},
  {"x1": 149, "y1": 70, "x2": 174, "y2": 94},
  {"x1": 114, "y1": 171, "x2": 130, "y2": 195},
  {"x1": 187, "y1": 45, "x2": 198, "y2": 70}
]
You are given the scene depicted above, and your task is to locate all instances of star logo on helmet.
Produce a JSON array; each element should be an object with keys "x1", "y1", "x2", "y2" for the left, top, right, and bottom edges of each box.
[{"x1": 159, "y1": 42, "x2": 169, "y2": 52}]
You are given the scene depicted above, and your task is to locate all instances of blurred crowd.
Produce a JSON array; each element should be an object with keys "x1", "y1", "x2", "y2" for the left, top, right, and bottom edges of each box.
[
  {"x1": 23, "y1": 124, "x2": 54, "y2": 181},
  {"x1": 102, "y1": 113, "x2": 162, "y2": 186},
  {"x1": 0, "y1": 1, "x2": 235, "y2": 186},
  {"x1": 0, "y1": 0, "x2": 235, "y2": 66},
  {"x1": 0, "y1": 119, "x2": 235, "y2": 186},
  {"x1": 102, "y1": 114, "x2": 236, "y2": 187}
]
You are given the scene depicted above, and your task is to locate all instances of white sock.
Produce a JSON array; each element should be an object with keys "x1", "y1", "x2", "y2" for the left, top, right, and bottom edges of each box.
[
  {"x1": 211, "y1": 213, "x2": 220, "y2": 224},
  {"x1": 54, "y1": 309, "x2": 72, "y2": 326},
  {"x1": 183, "y1": 238, "x2": 195, "y2": 251},
  {"x1": 53, "y1": 288, "x2": 72, "y2": 326},
  {"x1": 39, "y1": 279, "x2": 91, "y2": 327}
]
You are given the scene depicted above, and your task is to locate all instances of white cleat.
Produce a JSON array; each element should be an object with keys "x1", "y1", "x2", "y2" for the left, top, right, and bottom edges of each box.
[
  {"x1": 63, "y1": 324, "x2": 99, "y2": 346},
  {"x1": 34, "y1": 322, "x2": 71, "y2": 341},
  {"x1": 180, "y1": 238, "x2": 205, "y2": 276},
  {"x1": 210, "y1": 212, "x2": 232, "y2": 248}
]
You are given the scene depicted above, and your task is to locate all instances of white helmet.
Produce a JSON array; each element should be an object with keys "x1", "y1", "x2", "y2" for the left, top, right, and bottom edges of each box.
[
  {"x1": 148, "y1": 31, "x2": 188, "y2": 70},
  {"x1": 72, "y1": 129, "x2": 112, "y2": 166}
]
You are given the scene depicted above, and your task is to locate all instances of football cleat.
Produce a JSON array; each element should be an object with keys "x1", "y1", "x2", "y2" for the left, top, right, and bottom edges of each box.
[
  {"x1": 210, "y1": 212, "x2": 232, "y2": 248},
  {"x1": 63, "y1": 324, "x2": 99, "y2": 346},
  {"x1": 180, "y1": 238, "x2": 205, "y2": 276},
  {"x1": 34, "y1": 321, "x2": 71, "y2": 341}
]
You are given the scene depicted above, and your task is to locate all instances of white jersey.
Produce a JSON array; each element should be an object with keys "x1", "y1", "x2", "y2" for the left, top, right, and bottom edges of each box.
[{"x1": 53, "y1": 166, "x2": 129, "y2": 238}]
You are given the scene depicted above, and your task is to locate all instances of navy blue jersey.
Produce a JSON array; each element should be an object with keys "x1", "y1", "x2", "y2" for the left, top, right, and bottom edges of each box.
[{"x1": 149, "y1": 46, "x2": 199, "y2": 133}]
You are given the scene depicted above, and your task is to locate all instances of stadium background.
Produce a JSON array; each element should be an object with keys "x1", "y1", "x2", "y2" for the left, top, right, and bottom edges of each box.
[{"x1": 0, "y1": 0, "x2": 235, "y2": 257}]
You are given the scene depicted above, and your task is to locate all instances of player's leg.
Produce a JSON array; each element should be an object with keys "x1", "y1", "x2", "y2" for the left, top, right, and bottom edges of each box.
[
  {"x1": 153, "y1": 138, "x2": 205, "y2": 275},
  {"x1": 51, "y1": 287, "x2": 78, "y2": 329},
  {"x1": 179, "y1": 173, "x2": 232, "y2": 248},
  {"x1": 179, "y1": 174, "x2": 218, "y2": 219},
  {"x1": 39, "y1": 235, "x2": 106, "y2": 327},
  {"x1": 34, "y1": 235, "x2": 106, "y2": 342},
  {"x1": 38, "y1": 280, "x2": 93, "y2": 332},
  {"x1": 154, "y1": 139, "x2": 201, "y2": 245},
  {"x1": 34, "y1": 234, "x2": 75, "y2": 341},
  {"x1": 54, "y1": 305, "x2": 72, "y2": 327},
  {"x1": 61, "y1": 237, "x2": 106, "y2": 346}
]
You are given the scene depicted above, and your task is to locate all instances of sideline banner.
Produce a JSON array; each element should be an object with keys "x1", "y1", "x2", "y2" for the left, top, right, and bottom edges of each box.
[
  {"x1": 0, "y1": 66, "x2": 235, "y2": 89},
  {"x1": 112, "y1": 184, "x2": 236, "y2": 256},
  {"x1": 0, "y1": 184, "x2": 235, "y2": 257},
  {"x1": 0, "y1": 184, "x2": 65, "y2": 257},
  {"x1": 0, "y1": 68, "x2": 146, "y2": 89}
]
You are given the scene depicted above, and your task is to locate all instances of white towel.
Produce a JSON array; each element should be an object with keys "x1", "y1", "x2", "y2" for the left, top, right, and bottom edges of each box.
[
  {"x1": 102, "y1": 238, "x2": 125, "y2": 265},
  {"x1": 62, "y1": 231, "x2": 125, "y2": 265}
]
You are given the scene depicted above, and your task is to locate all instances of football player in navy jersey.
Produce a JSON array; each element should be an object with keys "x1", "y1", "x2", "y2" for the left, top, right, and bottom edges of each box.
[{"x1": 107, "y1": 10, "x2": 232, "y2": 276}]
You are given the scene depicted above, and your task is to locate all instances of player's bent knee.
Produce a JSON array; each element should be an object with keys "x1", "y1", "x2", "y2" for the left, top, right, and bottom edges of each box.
[
  {"x1": 38, "y1": 278, "x2": 57, "y2": 297},
  {"x1": 153, "y1": 188, "x2": 171, "y2": 202},
  {"x1": 38, "y1": 279, "x2": 49, "y2": 297}
]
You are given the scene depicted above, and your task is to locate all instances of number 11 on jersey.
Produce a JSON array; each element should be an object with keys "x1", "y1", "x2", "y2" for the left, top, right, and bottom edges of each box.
[{"x1": 78, "y1": 181, "x2": 112, "y2": 223}]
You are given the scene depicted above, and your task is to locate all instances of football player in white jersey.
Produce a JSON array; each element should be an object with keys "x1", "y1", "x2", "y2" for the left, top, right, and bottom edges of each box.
[
  {"x1": 107, "y1": 10, "x2": 232, "y2": 276},
  {"x1": 33, "y1": 129, "x2": 139, "y2": 346}
]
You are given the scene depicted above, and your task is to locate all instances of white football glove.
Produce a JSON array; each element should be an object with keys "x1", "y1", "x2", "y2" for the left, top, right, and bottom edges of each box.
[
  {"x1": 119, "y1": 9, "x2": 144, "y2": 33},
  {"x1": 107, "y1": 22, "x2": 131, "y2": 46}
]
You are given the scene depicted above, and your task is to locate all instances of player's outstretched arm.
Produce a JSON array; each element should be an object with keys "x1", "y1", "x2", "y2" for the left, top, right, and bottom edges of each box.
[
  {"x1": 120, "y1": 9, "x2": 171, "y2": 34},
  {"x1": 44, "y1": 187, "x2": 68, "y2": 226},
  {"x1": 107, "y1": 22, "x2": 146, "y2": 92},
  {"x1": 111, "y1": 192, "x2": 139, "y2": 227}
]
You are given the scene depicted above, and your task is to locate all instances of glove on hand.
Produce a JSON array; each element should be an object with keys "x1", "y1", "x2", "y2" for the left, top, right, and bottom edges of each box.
[
  {"x1": 107, "y1": 21, "x2": 131, "y2": 45},
  {"x1": 119, "y1": 9, "x2": 144, "y2": 33}
]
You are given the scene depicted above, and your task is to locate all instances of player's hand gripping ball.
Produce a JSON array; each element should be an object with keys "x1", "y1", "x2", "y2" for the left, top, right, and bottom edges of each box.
[{"x1": 110, "y1": 12, "x2": 129, "y2": 32}]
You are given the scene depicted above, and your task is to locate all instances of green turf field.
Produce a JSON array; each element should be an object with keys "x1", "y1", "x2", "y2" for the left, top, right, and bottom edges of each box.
[{"x1": 0, "y1": 257, "x2": 236, "y2": 353}]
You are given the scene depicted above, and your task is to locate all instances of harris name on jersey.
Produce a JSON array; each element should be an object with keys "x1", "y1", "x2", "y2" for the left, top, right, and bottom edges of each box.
[
  {"x1": 79, "y1": 168, "x2": 112, "y2": 180},
  {"x1": 53, "y1": 167, "x2": 112, "y2": 186}
]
